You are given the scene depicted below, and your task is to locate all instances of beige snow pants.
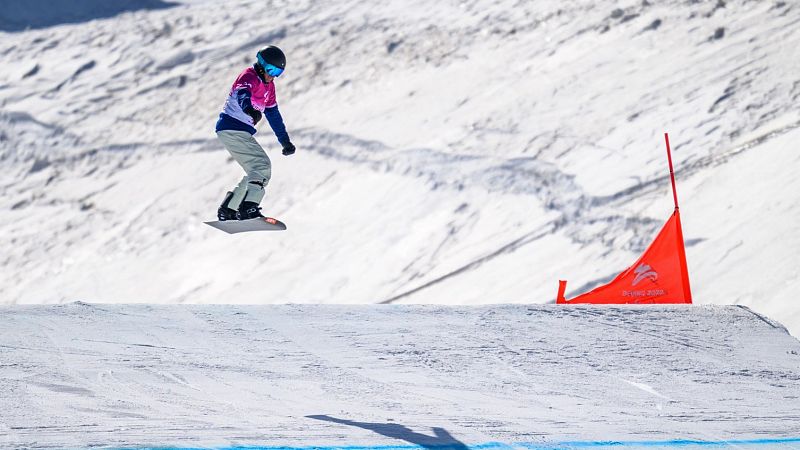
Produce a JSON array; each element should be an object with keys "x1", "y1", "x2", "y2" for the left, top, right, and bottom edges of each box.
[{"x1": 217, "y1": 130, "x2": 272, "y2": 209}]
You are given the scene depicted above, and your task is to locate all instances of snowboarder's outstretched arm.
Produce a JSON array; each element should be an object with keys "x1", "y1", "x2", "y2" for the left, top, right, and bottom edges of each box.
[{"x1": 264, "y1": 105, "x2": 294, "y2": 155}]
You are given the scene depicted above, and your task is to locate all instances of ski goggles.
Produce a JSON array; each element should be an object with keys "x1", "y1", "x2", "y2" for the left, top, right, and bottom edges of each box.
[{"x1": 258, "y1": 55, "x2": 284, "y2": 77}]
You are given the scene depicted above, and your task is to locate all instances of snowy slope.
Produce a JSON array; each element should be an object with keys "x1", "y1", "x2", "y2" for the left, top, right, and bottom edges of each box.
[
  {"x1": 1, "y1": 1, "x2": 800, "y2": 334},
  {"x1": 1, "y1": 303, "x2": 799, "y2": 448}
]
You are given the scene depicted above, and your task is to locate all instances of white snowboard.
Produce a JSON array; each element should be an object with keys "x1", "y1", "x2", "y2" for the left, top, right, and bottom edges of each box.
[{"x1": 204, "y1": 217, "x2": 287, "y2": 234}]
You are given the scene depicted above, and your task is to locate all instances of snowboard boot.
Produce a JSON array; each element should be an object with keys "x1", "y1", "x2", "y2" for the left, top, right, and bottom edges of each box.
[
  {"x1": 217, "y1": 191, "x2": 238, "y2": 221},
  {"x1": 237, "y1": 201, "x2": 264, "y2": 220}
]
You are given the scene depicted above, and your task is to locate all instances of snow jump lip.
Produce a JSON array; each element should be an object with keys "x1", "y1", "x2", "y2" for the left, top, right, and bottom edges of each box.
[
  {"x1": 108, "y1": 437, "x2": 800, "y2": 449},
  {"x1": 5, "y1": 304, "x2": 799, "y2": 448}
]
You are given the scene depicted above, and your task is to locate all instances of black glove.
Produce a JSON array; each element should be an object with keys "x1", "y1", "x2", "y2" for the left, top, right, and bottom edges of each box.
[
  {"x1": 244, "y1": 106, "x2": 262, "y2": 125},
  {"x1": 282, "y1": 141, "x2": 296, "y2": 156}
]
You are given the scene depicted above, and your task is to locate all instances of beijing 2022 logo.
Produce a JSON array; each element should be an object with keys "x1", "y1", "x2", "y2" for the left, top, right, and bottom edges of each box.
[{"x1": 632, "y1": 264, "x2": 658, "y2": 286}]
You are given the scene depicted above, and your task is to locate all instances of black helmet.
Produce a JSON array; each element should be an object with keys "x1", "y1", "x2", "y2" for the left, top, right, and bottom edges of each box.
[{"x1": 256, "y1": 45, "x2": 286, "y2": 70}]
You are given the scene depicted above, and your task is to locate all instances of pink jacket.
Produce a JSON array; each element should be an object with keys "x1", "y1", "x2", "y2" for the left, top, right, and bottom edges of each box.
[{"x1": 221, "y1": 67, "x2": 277, "y2": 127}]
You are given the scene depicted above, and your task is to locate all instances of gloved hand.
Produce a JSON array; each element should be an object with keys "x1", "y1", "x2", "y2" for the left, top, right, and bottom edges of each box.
[
  {"x1": 282, "y1": 141, "x2": 296, "y2": 156},
  {"x1": 244, "y1": 106, "x2": 262, "y2": 125}
]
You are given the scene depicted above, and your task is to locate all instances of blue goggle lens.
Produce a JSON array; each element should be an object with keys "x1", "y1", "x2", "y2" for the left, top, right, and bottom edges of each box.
[
  {"x1": 265, "y1": 63, "x2": 284, "y2": 77},
  {"x1": 258, "y1": 55, "x2": 284, "y2": 77}
]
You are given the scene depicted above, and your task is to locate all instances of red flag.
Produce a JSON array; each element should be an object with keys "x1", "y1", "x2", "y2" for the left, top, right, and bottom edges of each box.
[{"x1": 557, "y1": 209, "x2": 692, "y2": 304}]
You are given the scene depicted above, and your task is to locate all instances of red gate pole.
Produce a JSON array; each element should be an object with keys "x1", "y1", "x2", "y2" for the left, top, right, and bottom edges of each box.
[{"x1": 664, "y1": 132, "x2": 680, "y2": 211}]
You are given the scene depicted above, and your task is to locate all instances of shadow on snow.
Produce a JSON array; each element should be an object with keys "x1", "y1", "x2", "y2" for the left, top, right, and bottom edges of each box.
[
  {"x1": 307, "y1": 414, "x2": 469, "y2": 450},
  {"x1": 0, "y1": 0, "x2": 176, "y2": 32}
]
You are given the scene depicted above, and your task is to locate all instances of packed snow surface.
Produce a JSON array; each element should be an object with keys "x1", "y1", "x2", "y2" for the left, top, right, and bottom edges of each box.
[
  {"x1": 2, "y1": 2, "x2": 800, "y2": 449},
  {"x1": 1, "y1": 303, "x2": 799, "y2": 448}
]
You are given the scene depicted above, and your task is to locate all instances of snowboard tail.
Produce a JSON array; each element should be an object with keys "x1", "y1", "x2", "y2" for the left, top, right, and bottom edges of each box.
[{"x1": 205, "y1": 217, "x2": 286, "y2": 234}]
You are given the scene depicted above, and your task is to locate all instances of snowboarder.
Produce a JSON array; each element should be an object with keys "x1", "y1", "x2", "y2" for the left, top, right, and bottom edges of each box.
[{"x1": 215, "y1": 45, "x2": 295, "y2": 221}]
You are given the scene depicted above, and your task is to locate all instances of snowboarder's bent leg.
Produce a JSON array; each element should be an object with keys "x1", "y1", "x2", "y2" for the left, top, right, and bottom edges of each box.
[{"x1": 217, "y1": 130, "x2": 272, "y2": 209}]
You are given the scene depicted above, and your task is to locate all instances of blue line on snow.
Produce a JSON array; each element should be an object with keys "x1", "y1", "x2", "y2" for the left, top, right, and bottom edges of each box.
[
  {"x1": 113, "y1": 437, "x2": 800, "y2": 450},
  {"x1": 516, "y1": 437, "x2": 800, "y2": 448}
]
